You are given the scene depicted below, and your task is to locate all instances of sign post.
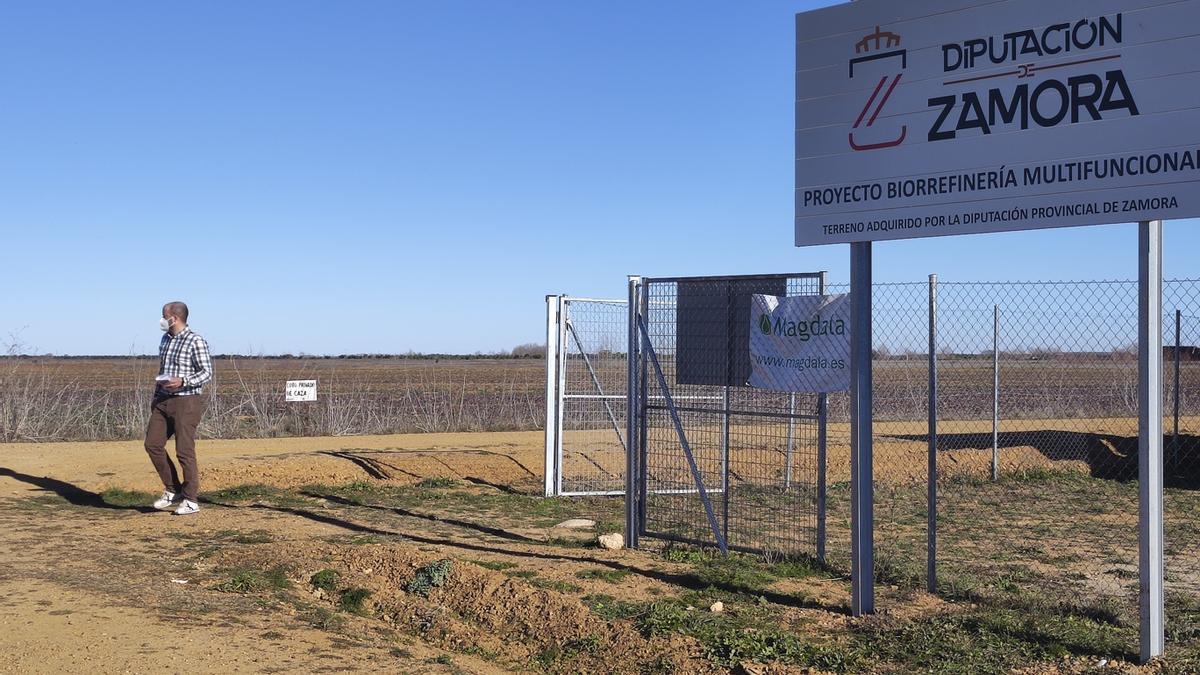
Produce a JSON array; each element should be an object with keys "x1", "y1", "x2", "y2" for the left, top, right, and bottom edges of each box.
[
  {"x1": 1139, "y1": 221, "x2": 1165, "y2": 661},
  {"x1": 849, "y1": 241, "x2": 874, "y2": 616},
  {"x1": 794, "y1": 0, "x2": 1186, "y2": 659}
]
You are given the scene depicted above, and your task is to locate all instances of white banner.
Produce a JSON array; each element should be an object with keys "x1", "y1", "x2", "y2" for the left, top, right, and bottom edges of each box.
[
  {"x1": 795, "y1": 0, "x2": 1200, "y2": 245},
  {"x1": 285, "y1": 379, "x2": 318, "y2": 402},
  {"x1": 748, "y1": 294, "x2": 851, "y2": 392}
]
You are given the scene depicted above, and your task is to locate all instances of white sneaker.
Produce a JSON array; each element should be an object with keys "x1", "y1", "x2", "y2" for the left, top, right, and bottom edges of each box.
[
  {"x1": 173, "y1": 499, "x2": 200, "y2": 516},
  {"x1": 153, "y1": 490, "x2": 181, "y2": 510}
]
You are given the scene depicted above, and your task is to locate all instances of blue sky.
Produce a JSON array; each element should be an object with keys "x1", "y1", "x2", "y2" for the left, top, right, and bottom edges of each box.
[{"x1": 1, "y1": 1, "x2": 1196, "y2": 356}]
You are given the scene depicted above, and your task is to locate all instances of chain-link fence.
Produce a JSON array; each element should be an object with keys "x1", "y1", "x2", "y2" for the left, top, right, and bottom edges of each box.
[
  {"x1": 631, "y1": 274, "x2": 828, "y2": 556},
  {"x1": 611, "y1": 275, "x2": 1199, "y2": 654},
  {"x1": 1164, "y1": 292, "x2": 1200, "y2": 650},
  {"x1": 816, "y1": 278, "x2": 1200, "y2": 655}
]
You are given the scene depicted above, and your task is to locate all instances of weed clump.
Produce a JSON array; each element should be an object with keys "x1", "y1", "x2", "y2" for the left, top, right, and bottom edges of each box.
[
  {"x1": 406, "y1": 559, "x2": 453, "y2": 596},
  {"x1": 214, "y1": 566, "x2": 291, "y2": 593},
  {"x1": 338, "y1": 587, "x2": 373, "y2": 614},
  {"x1": 310, "y1": 569, "x2": 340, "y2": 593}
]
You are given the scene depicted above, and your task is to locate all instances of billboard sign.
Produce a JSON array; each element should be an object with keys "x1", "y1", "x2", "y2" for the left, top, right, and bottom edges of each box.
[{"x1": 795, "y1": 0, "x2": 1200, "y2": 246}]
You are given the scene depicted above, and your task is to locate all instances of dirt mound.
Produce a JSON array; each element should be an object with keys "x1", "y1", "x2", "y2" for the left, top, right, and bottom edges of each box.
[
  {"x1": 223, "y1": 542, "x2": 712, "y2": 673},
  {"x1": 200, "y1": 447, "x2": 544, "y2": 493}
]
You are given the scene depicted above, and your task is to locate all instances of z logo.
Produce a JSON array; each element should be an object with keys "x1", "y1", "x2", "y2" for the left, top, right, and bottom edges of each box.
[{"x1": 848, "y1": 26, "x2": 907, "y2": 152}]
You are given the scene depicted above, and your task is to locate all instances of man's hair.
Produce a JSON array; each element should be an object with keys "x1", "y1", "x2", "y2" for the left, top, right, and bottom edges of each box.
[{"x1": 163, "y1": 301, "x2": 189, "y2": 322}]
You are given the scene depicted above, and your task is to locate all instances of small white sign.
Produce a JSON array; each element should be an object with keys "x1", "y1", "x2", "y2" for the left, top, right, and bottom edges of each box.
[
  {"x1": 285, "y1": 379, "x2": 318, "y2": 402},
  {"x1": 748, "y1": 294, "x2": 851, "y2": 393}
]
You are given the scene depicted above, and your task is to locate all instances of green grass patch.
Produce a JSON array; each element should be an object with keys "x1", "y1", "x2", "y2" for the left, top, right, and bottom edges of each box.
[
  {"x1": 206, "y1": 483, "x2": 313, "y2": 507},
  {"x1": 594, "y1": 519, "x2": 623, "y2": 536},
  {"x1": 582, "y1": 594, "x2": 644, "y2": 621},
  {"x1": 854, "y1": 607, "x2": 1133, "y2": 674},
  {"x1": 214, "y1": 566, "x2": 292, "y2": 594},
  {"x1": 100, "y1": 487, "x2": 155, "y2": 507},
  {"x1": 605, "y1": 595, "x2": 863, "y2": 671},
  {"x1": 310, "y1": 569, "x2": 340, "y2": 593},
  {"x1": 416, "y1": 477, "x2": 459, "y2": 489},
  {"x1": 693, "y1": 554, "x2": 777, "y2": 592},
  {"x1": 541, "y1": 535, "x2": 594, "y2": 549},
  {"x1": 575, "y1": 568, "x2": 630, "y2": 584},
  {"x1": 471, "y1": 559, "x2": 518, "y2": 572},
  {"x1": 338, "y1": 587, "x2": 373, "y2": 615},
  {"x1": 532, "y1": 578, "x2": 583, "y2": 593},
  {"x1": 533, "y1": 635, "x2": 605, "y2": 669}
]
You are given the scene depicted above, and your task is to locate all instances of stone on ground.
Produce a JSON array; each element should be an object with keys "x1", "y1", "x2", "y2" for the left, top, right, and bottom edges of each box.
[{"x1": 597, "y1": 533, "x2": 624, "y2": 550}]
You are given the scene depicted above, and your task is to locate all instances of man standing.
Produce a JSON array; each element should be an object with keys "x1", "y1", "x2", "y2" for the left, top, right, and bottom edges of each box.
[{"x1": 144, "y1": 301, "x2": 213, "y2": 516}]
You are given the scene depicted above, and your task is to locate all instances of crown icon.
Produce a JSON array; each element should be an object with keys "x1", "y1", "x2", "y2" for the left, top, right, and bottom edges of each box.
[{"x1": 855, "y1": 26, "x2": 901, "y2": 53}]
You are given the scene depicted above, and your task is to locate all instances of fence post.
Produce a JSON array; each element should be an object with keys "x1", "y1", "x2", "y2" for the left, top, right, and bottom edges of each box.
[
  {"x1": 556, "y1": 297, "x2": 569, "y2": 496},
  {"x1": 817, "y1": 270, "x2": 829, "y2": 563},
  {"x1": 849, "y1": 241, "x2": 875, "y2": 616},
  {"x1": 1138, "y1": 220, "x2": 1165, "y2": 663},
  {"x1": 544, "y1": 295, "x2": 562, "y2": 497},
  {"x1": 927, "y1": 274, "x2": 938, "y2": 594},
  {"x1": 992, "y1": 304, "x2": 1000, "y2": 482},
  {"x1": 625, "y1": 277, "x2": 641, "y2": 549},
  {"x1": 1175, "y1": 308, "x2": 1182, "y2": 466},
  {"x1": 638, "y1": 279, "x2": 650, "y2": 538}
]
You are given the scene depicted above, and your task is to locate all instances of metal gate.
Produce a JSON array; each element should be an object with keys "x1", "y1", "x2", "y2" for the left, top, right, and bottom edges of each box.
[
  {"x1": 626, "y1": 273, "x2": 830, "y2": 557},
  {"x1": 544, "y1": 295, "x2": 628, "y2": 496}
]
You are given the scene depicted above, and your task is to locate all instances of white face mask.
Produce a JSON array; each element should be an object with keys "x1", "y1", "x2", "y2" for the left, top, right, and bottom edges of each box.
[{"x1": 159, "y1": 317, "x2": 172, "y2": 332}]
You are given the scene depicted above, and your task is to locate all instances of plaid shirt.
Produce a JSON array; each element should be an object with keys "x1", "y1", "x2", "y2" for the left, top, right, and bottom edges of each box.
[{"x1": 157, "y1": 327, "x2": 213, "y2": 396}]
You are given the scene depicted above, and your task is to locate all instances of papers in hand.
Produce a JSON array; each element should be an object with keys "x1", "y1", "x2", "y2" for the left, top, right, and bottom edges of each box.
[{"x1": 155, "y1": 375, "x2": 172, "y2": 383}]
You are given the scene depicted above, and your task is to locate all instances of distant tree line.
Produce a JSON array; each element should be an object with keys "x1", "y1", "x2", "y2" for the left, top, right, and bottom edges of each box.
[{"x1": 1, "y1": 343, "x2": 549, "y2": 361}]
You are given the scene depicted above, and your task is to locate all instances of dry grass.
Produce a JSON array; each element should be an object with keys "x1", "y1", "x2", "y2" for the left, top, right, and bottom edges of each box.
[{"x1": 0, "y1": 356, "x2": 544, "y2": 442}]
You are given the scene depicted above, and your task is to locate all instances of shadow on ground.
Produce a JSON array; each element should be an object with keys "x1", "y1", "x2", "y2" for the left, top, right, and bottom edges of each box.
[
  {"x1": 892, "y1": 430, "x2": 1200, "y2": 487},
  {"x1": 0, "y1": 467, "x2": 158, "y2": 512}
]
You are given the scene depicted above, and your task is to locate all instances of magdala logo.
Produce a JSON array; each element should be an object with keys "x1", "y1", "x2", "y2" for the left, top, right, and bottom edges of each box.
[
  {"x1": 759, "y1": 314, "x2": 772, "y2": 335},
  {"x1": 848, "y1": 26, "x2": 908, "y2": 152}
]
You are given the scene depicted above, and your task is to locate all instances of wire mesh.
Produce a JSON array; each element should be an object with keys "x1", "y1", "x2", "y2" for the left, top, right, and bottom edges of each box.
[
  {"x1": 610, "y1": 273, "x2": 1198, "y2": 654},
  {"x1": 1164, "y1": 288, "x2": 1200, "y2": 649},
  {"x1": 824, "y1": 278, "x2": 1200, "y2": 655},
  {"x1": 558, "y1": 298, "x2": 629, "y2": 495},
  {"x1": 637, "y1": 274, "x2": 826, "y2": 556}
]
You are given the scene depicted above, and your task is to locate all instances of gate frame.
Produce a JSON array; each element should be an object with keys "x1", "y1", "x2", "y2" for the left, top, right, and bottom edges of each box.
[
  {"x1": 625, "y1": 271, "x2": 831, "y2": 558},
  {"x1": 544, "y1": 294, "x2": 630, "y2": 498}
]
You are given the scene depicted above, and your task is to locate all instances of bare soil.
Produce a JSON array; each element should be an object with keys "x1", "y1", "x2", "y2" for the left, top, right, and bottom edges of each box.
[{"x1": 0, "y1": 430, "x2": 1182, "y2": 673}]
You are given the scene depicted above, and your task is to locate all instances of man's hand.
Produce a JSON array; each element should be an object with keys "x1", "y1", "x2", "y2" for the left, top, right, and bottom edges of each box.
[{"x1": 161, "y1": 377, "x2": 184, "y2": 391}]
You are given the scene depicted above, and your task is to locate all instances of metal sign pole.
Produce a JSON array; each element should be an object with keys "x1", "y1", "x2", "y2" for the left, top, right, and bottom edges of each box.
[
  {"x1": 1139, "y1": 221, "x2": 1165, "y2": 663},
  {"x1": 849, "y1": 241, "x2": 875, "y2": 616}
]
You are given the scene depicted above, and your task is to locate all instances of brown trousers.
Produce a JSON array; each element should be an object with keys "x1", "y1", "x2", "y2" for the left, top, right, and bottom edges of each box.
[{"x1": 144, "y1": 394, "x2": 206, "y2": 501}]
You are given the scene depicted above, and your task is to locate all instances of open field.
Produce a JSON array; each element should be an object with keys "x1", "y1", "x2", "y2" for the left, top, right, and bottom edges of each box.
[
  {"x1": 5, "y1": 355, "x2": 1198, "y2": 444},
  {"x1": 1, "y1": 431, "x2": 1198, "y2": 673},
  {"x1": 0, "y1": 357, "x2": 545, "y2": 442}
]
